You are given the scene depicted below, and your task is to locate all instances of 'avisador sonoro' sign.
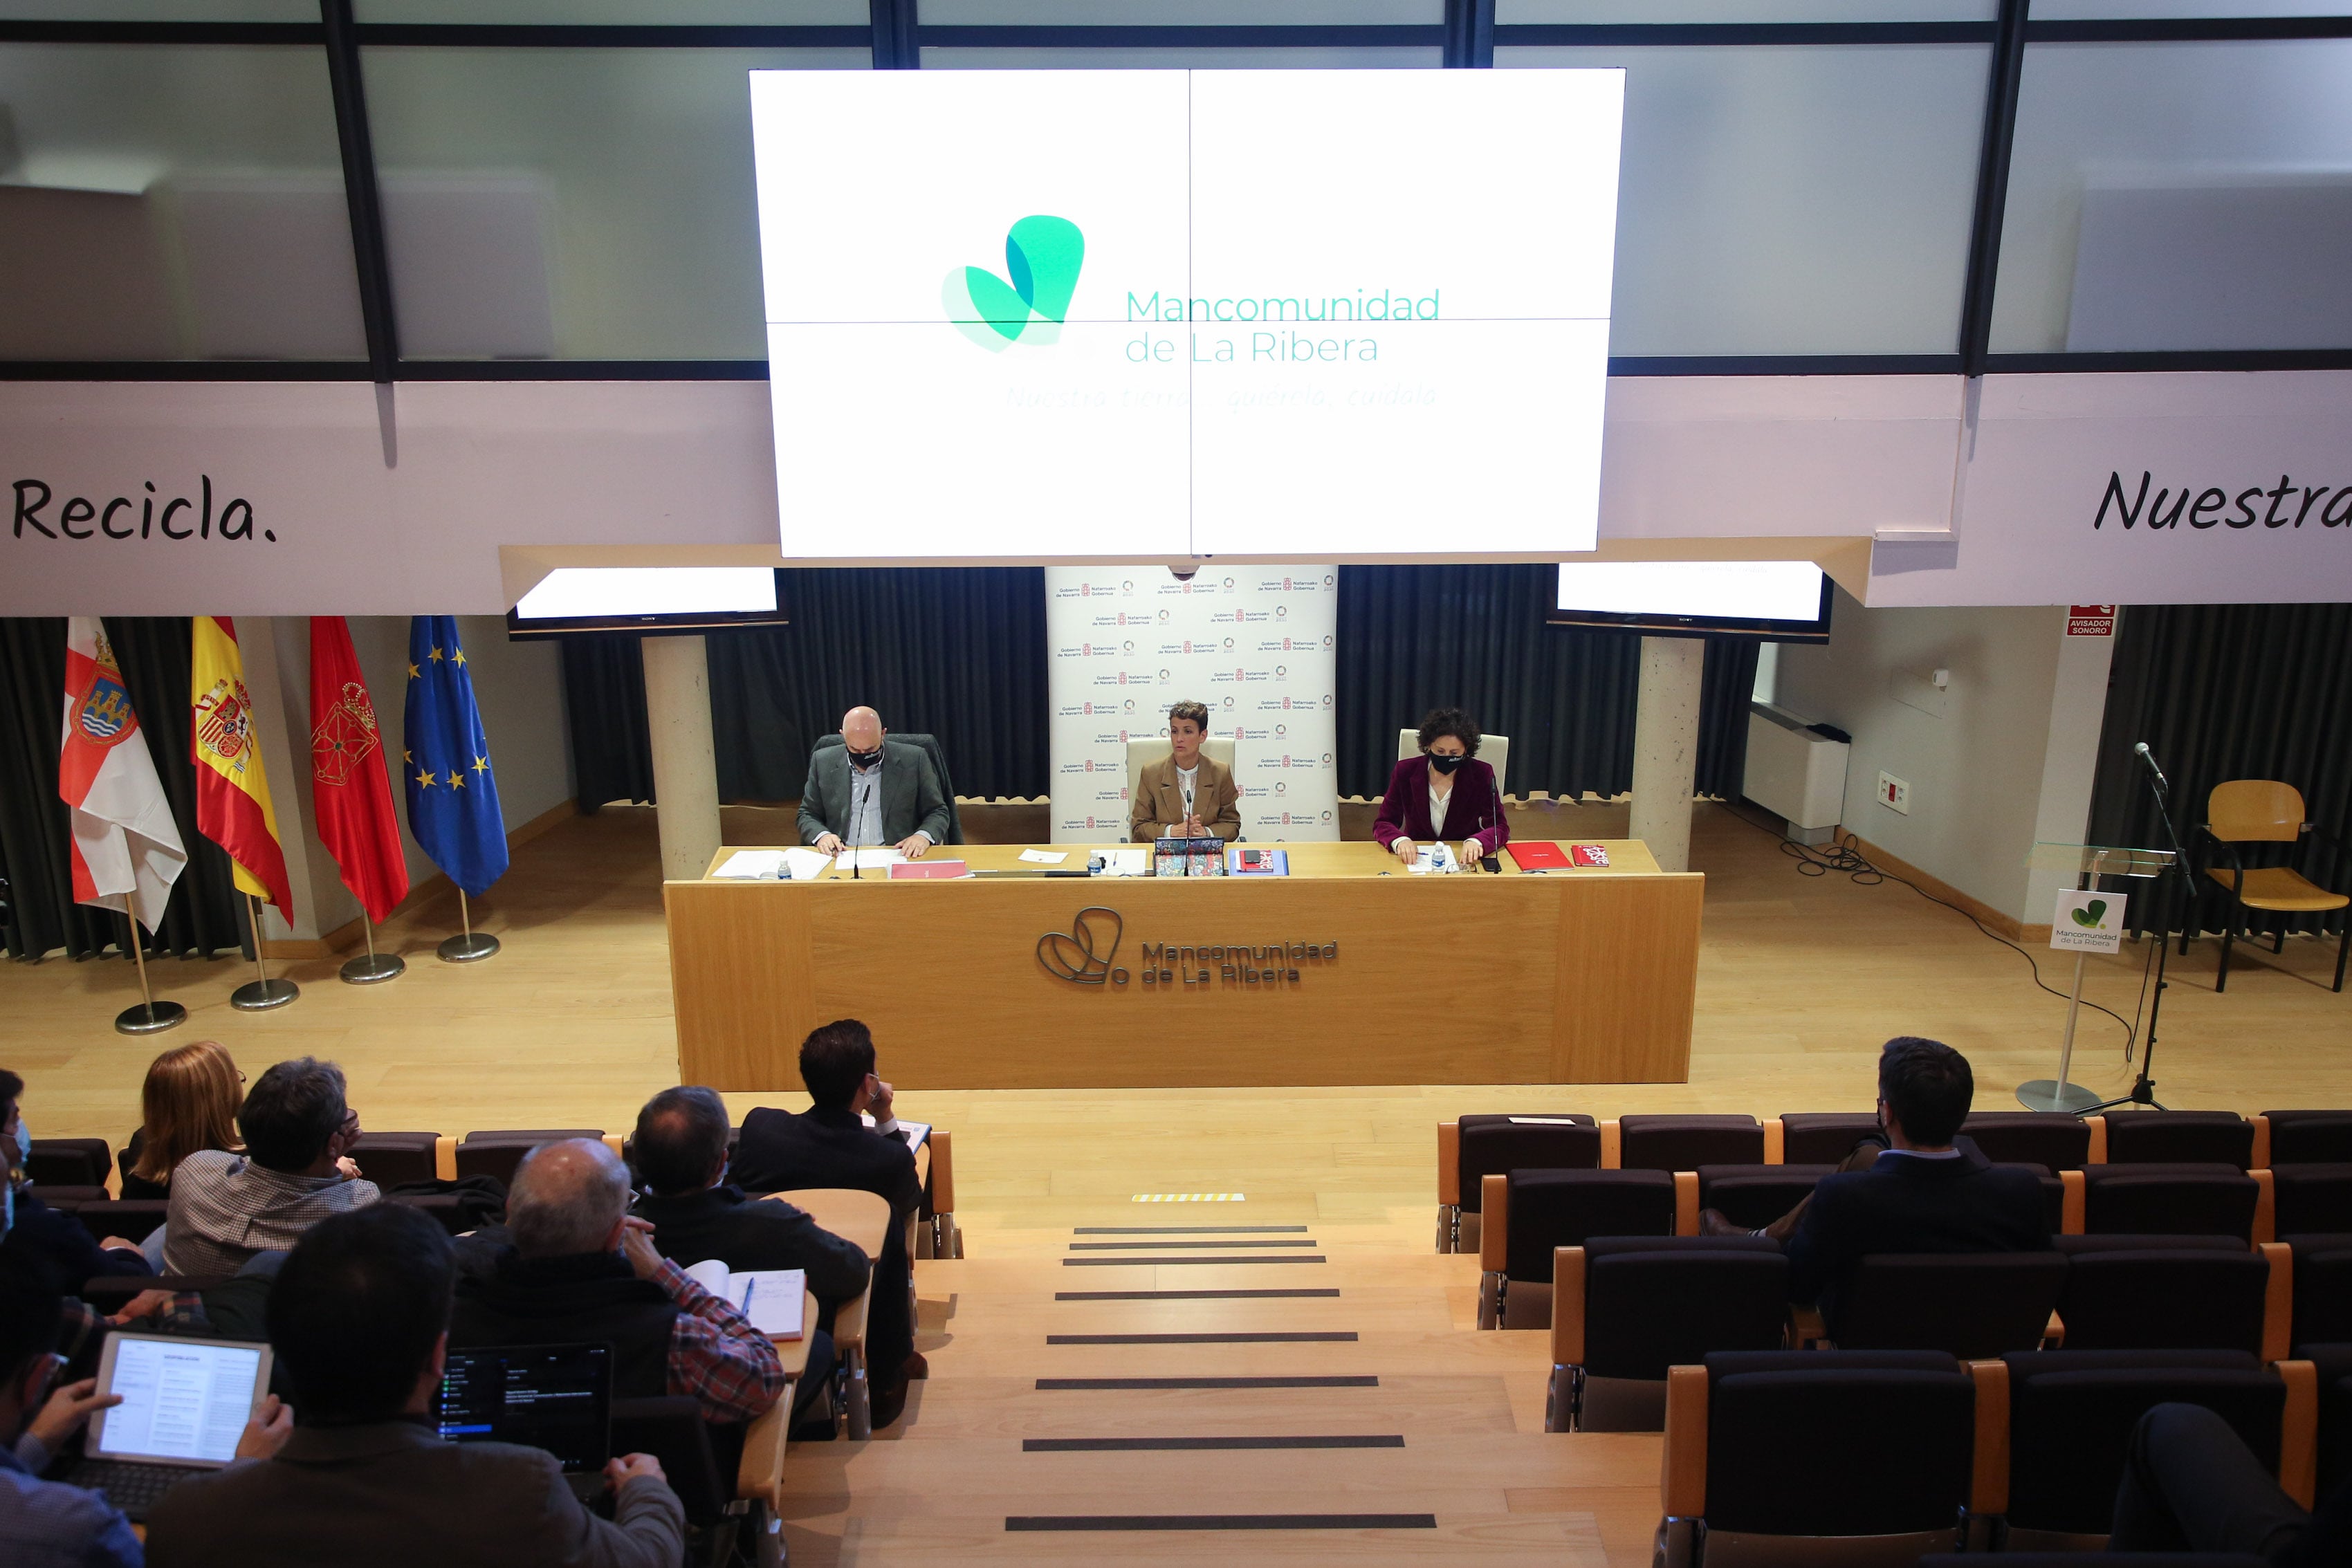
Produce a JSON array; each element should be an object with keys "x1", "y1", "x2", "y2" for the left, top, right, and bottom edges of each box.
[
  {"x1": 2095, "y1": 470, "x2": 2352, "y2": 531},
  {"x1": 13, "y1": 478, "x2": 273, "y2": 543}
]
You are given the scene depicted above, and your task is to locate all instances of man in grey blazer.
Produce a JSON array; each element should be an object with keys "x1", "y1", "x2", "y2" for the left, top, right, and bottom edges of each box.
[
  {"x1": 147, "y1": 1204, "x2": 685, "y2": 1568},
  {"x1": 798, "y1": 706, "x2": 950, "y2": 860}
]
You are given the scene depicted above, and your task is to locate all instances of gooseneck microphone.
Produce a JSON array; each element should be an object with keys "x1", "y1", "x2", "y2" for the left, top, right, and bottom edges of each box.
[{"x1": 2134, "y1": 741, "x2": 2169, "y2": 795}]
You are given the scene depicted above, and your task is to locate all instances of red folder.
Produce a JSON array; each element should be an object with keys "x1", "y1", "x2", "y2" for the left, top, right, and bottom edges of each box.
[
  {"x1": 887, "y1": 859, "x2": 968, "y2": 880},
  {"x1": 1506, "y1": 842, "x2": 1570, "y2": 871}
]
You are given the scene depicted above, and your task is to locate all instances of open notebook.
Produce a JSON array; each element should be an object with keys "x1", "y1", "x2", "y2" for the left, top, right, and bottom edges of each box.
[{"x1": 680, "y1": 1262, "x2": 806, "y2": 1338}]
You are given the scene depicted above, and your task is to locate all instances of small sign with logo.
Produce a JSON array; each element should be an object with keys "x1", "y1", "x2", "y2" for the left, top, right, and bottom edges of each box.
[
  {"x1": 2052, "y1": 887, "x2": 2127, "y2": 954},
  {"x1": 2066, "y1": 605, "x2": 2117, "y2": 637}
]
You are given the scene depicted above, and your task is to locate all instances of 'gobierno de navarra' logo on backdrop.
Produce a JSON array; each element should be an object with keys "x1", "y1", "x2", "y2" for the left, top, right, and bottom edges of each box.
[{"x1": 945, "y1": 215, "x2": 1084, "y2": 351}]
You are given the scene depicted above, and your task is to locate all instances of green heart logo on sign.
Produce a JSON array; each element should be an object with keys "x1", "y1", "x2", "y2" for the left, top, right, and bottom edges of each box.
[
  {"x1": 2071, "y1": 899, "x2": 2108, "y2": 929},
  {"x1": 944, "y1": 216, "x2": 1085, "y2": 352}
]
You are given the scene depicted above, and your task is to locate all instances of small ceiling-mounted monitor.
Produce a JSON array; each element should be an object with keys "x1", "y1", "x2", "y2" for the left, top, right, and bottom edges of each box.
[
  {"x1": 505, "y1": 566, "x2": 789, "y2": 639},
  {"x1": 1550, "y1": 560, "x2": 1834, "y2": 643}
]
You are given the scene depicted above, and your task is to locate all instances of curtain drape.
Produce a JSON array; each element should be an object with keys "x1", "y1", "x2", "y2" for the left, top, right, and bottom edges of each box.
[
  {"x1": 0, "y1": 617, "x2": 246, "y2": 961},
  {"x1": 2089, "y1": 603, "x2": 2352, "y2": 937}
]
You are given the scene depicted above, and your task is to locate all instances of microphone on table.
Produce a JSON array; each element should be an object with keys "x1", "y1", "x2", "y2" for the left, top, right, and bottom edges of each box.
[{"x1": 2133, "y1": 741, "x2": 2169, "y2": 795}]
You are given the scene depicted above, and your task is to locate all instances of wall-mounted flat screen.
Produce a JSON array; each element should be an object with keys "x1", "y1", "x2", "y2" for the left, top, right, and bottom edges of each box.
[
  {"x1": 749, "y1": 68, "x2": 1624, "y2": 564},
  {"x1": 505, "y1": 567, "x2": 788, "y2": 639},
  {"x1": 1551, "y1": 560, "x2": 1835, "y2": 642}
]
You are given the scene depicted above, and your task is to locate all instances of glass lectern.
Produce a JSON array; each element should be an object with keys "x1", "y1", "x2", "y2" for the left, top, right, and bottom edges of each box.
[{"x1": 2016, "y1": 842, "x2": 2176, "y2": 1114}]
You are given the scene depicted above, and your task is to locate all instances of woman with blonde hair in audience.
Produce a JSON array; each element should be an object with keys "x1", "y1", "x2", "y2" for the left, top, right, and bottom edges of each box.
[{"x1": 121, "y1": 1039, "x2": 244, "y2": 1201}]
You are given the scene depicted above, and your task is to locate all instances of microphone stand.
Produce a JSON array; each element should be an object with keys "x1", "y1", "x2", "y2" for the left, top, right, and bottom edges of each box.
[{"x1": 2087, "y1": 744, "x2": 2184, "y2": 1113}]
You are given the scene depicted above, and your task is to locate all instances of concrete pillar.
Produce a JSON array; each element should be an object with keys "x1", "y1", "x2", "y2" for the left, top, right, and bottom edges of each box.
[
  {"x1": 1630, "y1": 635, "x2": 1706, "y2": 874},
  {"x1": 641, "y1": 634, "x2": 722, "y2": 882}
]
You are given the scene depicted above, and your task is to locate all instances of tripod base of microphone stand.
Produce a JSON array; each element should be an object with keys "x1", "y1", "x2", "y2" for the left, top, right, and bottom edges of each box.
[
  {"x1": 230, "y1": 977, "x2": 300, "y2": 1012},
  {"x1": 2016, "y1": 1078, "x2": 2103, "y2": 1114},
  {"x1": 437, "y1": 932, "x2": 499, "y2": 963},
  {"x1": 114, "y1": 999, "x2": 187, "y2": 1035},
  {"x1": 2085, "y1": 1078, "x2": 2167, "y2": 1114},
  {"x1": 340, "y1": 952, "x2": 406, "y2": 984}
]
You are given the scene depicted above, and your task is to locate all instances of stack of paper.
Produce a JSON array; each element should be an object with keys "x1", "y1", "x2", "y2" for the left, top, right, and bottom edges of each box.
[
  {"x1": 837, "y1": 847, "x2": 903, "y2": 871},
  {"x1": 712, "y1": 850, "x2": 787, "y2": 880},
  {"x1": 782, "y1": 847, "x2": 832, "y2": 881},
  {"x1": 1092, "y1": 847, "x2": 1150, "y2": 878},
  {"x1": 1409, "y1": 843, "x2": 1460, "y2": 875}
]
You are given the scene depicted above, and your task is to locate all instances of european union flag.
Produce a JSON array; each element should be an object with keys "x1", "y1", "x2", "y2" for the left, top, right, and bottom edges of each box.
[{"x1": 403, "y1": 616, "x2": 508, "y2": 896}]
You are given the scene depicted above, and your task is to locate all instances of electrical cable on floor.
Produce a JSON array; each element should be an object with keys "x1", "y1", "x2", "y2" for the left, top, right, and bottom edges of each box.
[{"x1": 1716, "y1": 802, "x2": 2147, "y2": 1057}]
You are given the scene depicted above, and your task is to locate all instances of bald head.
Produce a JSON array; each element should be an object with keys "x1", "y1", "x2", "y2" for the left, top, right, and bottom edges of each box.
[
  {"x1": 506, "y1": 1138, "x2": 631, "y2": 1258},
  {"x1": 840, "y1": 708, "x2": 884, "y2": 753}
]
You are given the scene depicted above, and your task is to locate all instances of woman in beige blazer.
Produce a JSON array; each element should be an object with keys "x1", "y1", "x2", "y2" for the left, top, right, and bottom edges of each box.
[{"x1": 1128, "y1": 699, "x2": 1242, "y2": 842}]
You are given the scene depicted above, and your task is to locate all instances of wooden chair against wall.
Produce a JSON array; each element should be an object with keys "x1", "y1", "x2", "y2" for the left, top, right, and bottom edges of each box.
[{"x1": 2186, "y1": 780, "x2": 2349, "y2": 993}]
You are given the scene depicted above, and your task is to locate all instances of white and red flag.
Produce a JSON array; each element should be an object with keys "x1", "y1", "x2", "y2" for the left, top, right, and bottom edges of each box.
[{"x1": 59, "y1": 617, "x2": 187, "y2": 932}]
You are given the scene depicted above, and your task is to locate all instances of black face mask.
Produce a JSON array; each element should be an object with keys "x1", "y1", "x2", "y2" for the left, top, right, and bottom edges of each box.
[
  {"x1": 1428, "y1": 753, "x2": 1465, "y2": 775},
  {"x1": 847, "y1": 746, "x2": 883, "y2": 770}
]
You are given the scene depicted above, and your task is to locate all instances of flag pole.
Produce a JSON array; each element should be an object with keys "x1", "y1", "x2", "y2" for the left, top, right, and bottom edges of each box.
[
  {"x1": 230, "y1": 892, "x2": 300, "y2": 1011},
  {"x1": 113, "y1": 910, "x2": 185, "y2": 1036},
  {"x1": 339, "y1": 912, "x2": 405, "y2": 985},
  {"x1": 436, "y1": 887, "x2": 500, "y2": 964}
]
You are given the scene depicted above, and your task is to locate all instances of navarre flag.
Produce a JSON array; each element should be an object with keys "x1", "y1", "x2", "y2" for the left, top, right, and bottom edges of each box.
[
  {"x1": 309, "y1": 616, "x2": 410, "y2": 924},
  {"x1": 190, "y1": 615, "x2": 295, "y2": 916},
  {"x1": 59, "y1": 618, "x2": 187, "y2": 932},
  {"x1": 403, "y1": 616, "x2": 508, "y2": 896}
]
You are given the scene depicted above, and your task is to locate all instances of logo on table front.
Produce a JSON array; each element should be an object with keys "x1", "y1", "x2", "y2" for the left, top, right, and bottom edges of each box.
[
  {"x1": 946, "y1": 215, "x2": 1085, "y2": 351},
  {"x1": 1038, "y1": 906, "x2": 1122, "y2": 984}
]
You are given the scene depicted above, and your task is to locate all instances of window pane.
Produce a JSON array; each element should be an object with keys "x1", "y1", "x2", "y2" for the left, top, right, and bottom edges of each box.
[
  {"x1": 1499, "y1": 45, "x2": 1985, "y2": 356},
  {"x1": 0, "y1": 44, "x2": 361, "y2": 360},
  {"x1": 1993, "y1": 40, "x2": 2352, "y2": 353},
  {"x1": 0, "y1": 2, "x2": 313, "y2": 18},
  {"x1": 1500, "y1": 1, "x2": 1993, "y2": 20},
  {"x1": 360, "y1": 47, "x2": 865, "y2": 360},
  {"x1": 924, "y1": 0, "x2": 1440, "y2": 21},
  {"x1": 922, "y1": 46, "x2": 1443, "y2": 65},
  {"x1": 356, "y1": 0, "x2": 864, "y2": 21},
  {"x1": 2032, "y1": 1, "x2": 2350, "y2": 17}
]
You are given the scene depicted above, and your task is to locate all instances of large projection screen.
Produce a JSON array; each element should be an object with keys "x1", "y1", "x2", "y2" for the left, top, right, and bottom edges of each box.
[{"x1": 750, "y1": 69, "x2": 1623, "y2": 564}]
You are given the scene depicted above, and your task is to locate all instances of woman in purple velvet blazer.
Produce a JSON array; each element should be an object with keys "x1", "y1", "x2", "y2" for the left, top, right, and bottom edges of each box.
[{"x1": 1372, "y1": 707, "x2": 1509, "y2": 868}]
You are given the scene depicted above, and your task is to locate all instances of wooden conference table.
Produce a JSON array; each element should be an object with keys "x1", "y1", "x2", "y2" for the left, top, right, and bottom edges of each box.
[{"x1": 665, "y1": 840, "x2": 1702, "y2": 1090}]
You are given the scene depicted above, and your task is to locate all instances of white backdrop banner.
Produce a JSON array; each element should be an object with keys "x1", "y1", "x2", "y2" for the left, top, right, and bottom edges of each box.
[{"x1": 1046, "y1": 566, "x2": 1339, "y2": 843}]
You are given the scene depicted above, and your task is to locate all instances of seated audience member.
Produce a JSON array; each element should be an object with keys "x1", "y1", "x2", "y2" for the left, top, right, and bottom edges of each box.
[
  {"x1": 2109, "y1": 1401, "x2": 2349, "y2": 1566},
  {"x1": 630, "y1": 1086, "x2": 865, "y2": 1418},
  {"x1": 0, "y1": 1071, "x2": 151, "y2": 1293},
  {"x1": 147, "y1": 1205, "x2": 686, "y2": 1568},
  {"x1": 163, "y1": 1057, "x2": 378, "y2": 1278},
  {"x1": 450, "y1": 1140, "x2": 783, "y2": 1425},
  {"x1": 796, "y1": 706, "x2": 948, "y2": 861},
  {"x1": 0, "y1": 1255, "x2": 142, "y2": 1568},
  {"x1": 1372, "y1": 707, "x2": 1509, "y2": 868},
  {"x1": 121, "y1": 1041, "x2": 244, "y2": 1201},
  {"x1": 1703, "y1": 1037, "x2": 2047, "y2": 1320},
  {"x1": 731, "y1": 1021, "x2": 924, "y2": 1426},
  {"x1": 1127, "y1": 699, "x2": 1240, "y2": 842}
]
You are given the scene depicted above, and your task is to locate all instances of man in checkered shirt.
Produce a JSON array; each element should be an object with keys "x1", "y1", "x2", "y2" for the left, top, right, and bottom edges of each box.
[{"x1": 163, "y1": 1057, "x2": 380, "y2": 1277}]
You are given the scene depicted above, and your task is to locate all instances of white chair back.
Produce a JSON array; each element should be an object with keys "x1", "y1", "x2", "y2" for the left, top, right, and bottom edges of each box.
[
  {"x1": 1395, "y1": 727, "x2": 1509, "y2": 795},
  {"x1": 1127, "y1": 736, "x2": 1238, "y2": 805}
]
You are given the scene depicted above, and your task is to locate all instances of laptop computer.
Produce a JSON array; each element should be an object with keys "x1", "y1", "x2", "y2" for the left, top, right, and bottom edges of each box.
[
  {"x1": 431, "y1": 1342, "x2": 614, "y2": 1505},
  {"x1": 71, "y1": 1332, "x2": 273, "y2": 1521}
]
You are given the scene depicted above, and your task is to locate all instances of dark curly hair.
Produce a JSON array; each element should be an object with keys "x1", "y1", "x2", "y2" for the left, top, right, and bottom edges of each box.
[{"x1": 1415, "y1": 707, "x2": 1481, "y2": 758}]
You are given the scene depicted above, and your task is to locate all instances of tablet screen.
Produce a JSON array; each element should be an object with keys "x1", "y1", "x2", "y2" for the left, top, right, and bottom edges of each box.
[{"x1": 92, "y1": 1336, "x2": 267, "y2": 1467}]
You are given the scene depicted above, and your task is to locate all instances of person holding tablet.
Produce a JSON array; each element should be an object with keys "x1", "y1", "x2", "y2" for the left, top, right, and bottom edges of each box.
[
  {"x1": 1128, "y1": 700, "x2": 1241, "y2": 842},
  {"x1": 1375, "y1": 707, "x2": 1509, "y2": 867}
]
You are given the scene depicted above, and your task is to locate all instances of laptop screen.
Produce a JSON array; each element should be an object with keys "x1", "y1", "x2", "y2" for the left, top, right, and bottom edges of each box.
[
  {"x1": 89, "y1": 1335, "x2": 270, "y2": 1468},
  {"x1": 432, "y1": 1343, "x2": 612, "y2": 1473}
]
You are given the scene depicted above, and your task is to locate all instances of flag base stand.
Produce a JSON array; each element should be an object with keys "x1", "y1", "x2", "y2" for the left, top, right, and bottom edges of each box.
[
  {"x1": 2016, "y1": 1078, "x2": 2102, "y2": 1114},
  {"x1": 436, "y1": 889, "x2": 498, "y2": 963},
  {"x1": 115, "y1": 999, "x2": 187, "y2": 1035},
  {"x1": 230, "y1": 977, "x2": 300, "y2": 1011},
  {"x1": 340, "y1": 952, "x2": 405, "y2": 984}
]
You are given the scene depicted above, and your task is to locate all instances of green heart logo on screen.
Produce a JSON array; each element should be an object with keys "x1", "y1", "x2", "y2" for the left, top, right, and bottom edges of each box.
[
  {"x1": 943, "y1": 216, "x2": 1085, "y2": 351},
  {"x1": 2071, "y1": 899, "x2": 2109, "y2": 928}
]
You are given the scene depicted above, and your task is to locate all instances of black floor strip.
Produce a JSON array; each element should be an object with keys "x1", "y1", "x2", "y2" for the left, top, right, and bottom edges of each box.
[
  {"x1": 1072, "y1": 1226, "x2": 1311, "y2": 1235},
  {"x1": 1062, "y1": 1255, "x2": 1325, "y2": 1266},
  {"x1": 1024, "y1": 1435, "x2": 1403, "y2": 1452},
  {"x1": 1047, "y1": 1331, "x2": 1358, "y2": 1345},
  {"x1": 1007, "y1": 1513, "x2": 1435, "y2": 1531},
  {"x1": 1069, "y1": 1239, "x2": 1316, "y2": 1251},
  {"x1": 1038, "y1": 1376, "x2": 1377, "y2": 1390},
  {"x1": 1056, "y1": 1289, "x2": 1341, "y2": 1300}
]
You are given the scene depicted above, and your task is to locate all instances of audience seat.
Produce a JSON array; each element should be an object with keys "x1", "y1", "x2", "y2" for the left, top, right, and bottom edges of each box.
[
  {"x1": 1996, "y1": 1350, "x2": 2297, "y2": 1549},
  {"x1": 2304, "y1": 1341, "x2": 2352, "y2": 1502},
  {"x1": 1772, "y1": 1112, "x2": 1881, "y2": 1165},
  {"x1": 1958, "y1": 1112, "x2": 2093, "y2": 1170},
  {"x1": 1437, "y1": 1114, "x2": 1597, "y2": 1254},
  {"x1": 2101, "y1": 1111, "x2": 2255, "y2": 1170},
  {"x1": 2259, "y1": 1109, "x2": 2352, "y2": 1167},
  {"x1": 27, "y1": 1137, "x2": 113, "y2": 1189},
  {"x1": 2075, "y1": 1163, "x2": 2261, "y2": 1240},
  {"x1": 348, "y1": 1131, "x2": 443, "y2": 1190},
  {"x1": 1545, "y1": 1236, "x2": 1787, "y2": 1432},
  {"x1": 2050, "y1": 1235, "x2": 2282, "y2": 1356},
  {"x1": 768, "y1": 1191, "x2": 883, "y2": 1440},
  {"x1": 453, "y1": 1129, "x2": 605, "y2": 1187},
  {"x1": 1478, "y1": 1169, "x2": 1675, "y2": 1329},
  {"x1": 1922, "y1": 1556, "x2": 2268, "y2": 1567},
  {"x1": 1696, "y1": 1163, "x2": 1831, "y2": 1230},
  {"x1": 68, "y1": 1198, "x2": 167, "y2": 1244},
  {"x1": 915, "y1": 1127, "x2": 962, "y2": 1260},
  {"x1": 1819, "y1": 1251, "x2": 2069, "y2": 1359},
  {"x1": 1615, "y1": 1114, "x2": 1763, "y2": 1172},
  {"x1": 2286, "y1": 1233, "x2": 2352, "y2": 1349},
  {"x1": 1657, "y1": 1349, "x2": 1981, "y2": 1567},
  {"x1": 2272, "y1": 1163, "x2": 2352, "y2": 1235},
  {"x1": 383, "y1": 1191, "x2": 481, "y2": 1235}
]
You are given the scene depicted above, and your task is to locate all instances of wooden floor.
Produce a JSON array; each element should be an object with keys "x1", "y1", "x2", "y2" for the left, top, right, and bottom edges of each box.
[{"x1": 8, "y1": 800, "x2": 2349, "y2": 1563}]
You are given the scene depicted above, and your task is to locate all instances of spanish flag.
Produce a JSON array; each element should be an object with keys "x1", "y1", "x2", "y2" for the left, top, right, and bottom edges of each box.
[{"x1": 190, "y1": 615, "x2": 294, "y2": 917}]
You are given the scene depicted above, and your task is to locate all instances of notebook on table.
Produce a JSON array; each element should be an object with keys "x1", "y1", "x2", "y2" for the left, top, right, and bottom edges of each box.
[
  {"x1": 432, "y1": 1342, "x2": 613, "y2": 1504},
  {"x1": 680, "y1": 1262, "x2": 807, "y2": 1339},
  {"x1": 71, "y1": 1333, "x2": 273, "y2": 1521}
]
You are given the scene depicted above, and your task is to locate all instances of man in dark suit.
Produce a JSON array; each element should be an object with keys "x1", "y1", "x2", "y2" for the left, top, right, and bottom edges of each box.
[
  {"x1": 147, "y1": 1203, "x2": 686, "y2": 1568},
  {"x1": 730, "y1": 1021, "x2": 924, "y2": 1427},
  {"x1": 629, "y1": 1085, "x2": 867, "y2": 1423},
  {"x1": 1703, "y1": 1037, "x2": 2048, "y2": 1326},
  {"x1": 797, "y1": 707, "x2": 950, "y2": 860}
]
